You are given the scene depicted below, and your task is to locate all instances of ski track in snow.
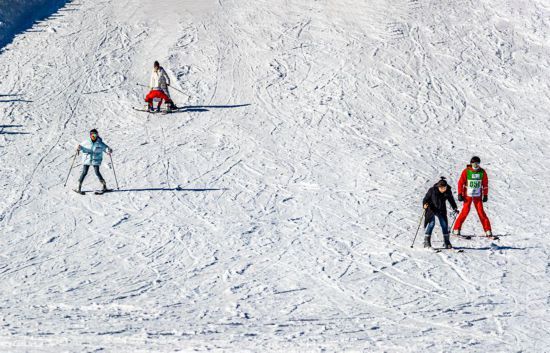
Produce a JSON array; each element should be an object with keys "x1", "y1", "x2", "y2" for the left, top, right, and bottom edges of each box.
[{"x1": 0, "y1": 0, "x2": 549, "y2": 351}]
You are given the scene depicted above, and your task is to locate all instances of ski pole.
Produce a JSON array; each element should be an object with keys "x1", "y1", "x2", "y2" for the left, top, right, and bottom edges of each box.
[
  {"x1": 168, "y1": 85, "x2": 186, "y2": 95},
  {"x1": 109, "y1": 154, "x2": 120, "y2": 190},
  {"x1": 63, "y1": 151, "x2": 78, "y2": 187},
  {"x1": 137, "y1": 82, "x2": 182, "y2": 92},
  {"x1": 448, "y1": 211, "x2": 458, "y2": 234},
  {"x1": 410, "y1": 208, "x2": 426, "y2": 248}
]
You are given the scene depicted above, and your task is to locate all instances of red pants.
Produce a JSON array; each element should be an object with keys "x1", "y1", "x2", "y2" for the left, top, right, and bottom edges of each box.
[
  {"x1": 145, "y1": 89, "x2": 172, "y2": 106},
  {"x1": 453, "y1": 196, "x2": 492, "y2": 232}
]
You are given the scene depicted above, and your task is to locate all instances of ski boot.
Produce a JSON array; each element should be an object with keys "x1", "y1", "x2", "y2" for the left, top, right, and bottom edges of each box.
[
  {"x1": 94, "y1": 180, "x2": 109, "y2": 195},
  {"x1": 452, "y1": 228, "x2": 471, "y2": 240},
  {"x1": 147, "y1": 103, "x2": 155, "y2": 113},
  {"x1": 165, "y1": 101, "x2": 176, "y2": 113},
  {"x1": 485, "y1": 230, "x2": 499, "y2": 240},
  {"x1": 74, "y1": 182, "x2": 84, "y2": 195},
  {"x1": 423, "y1": 235, "x2": 432, "y2": 248},
  {"x1": 443, "y1": 234, "x2": 453, "y2": 249}
]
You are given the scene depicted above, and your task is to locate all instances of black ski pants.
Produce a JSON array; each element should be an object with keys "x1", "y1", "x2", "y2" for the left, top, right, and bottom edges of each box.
[{"x1": 79, "y1": 165, "x2": 104, "y2": 184}]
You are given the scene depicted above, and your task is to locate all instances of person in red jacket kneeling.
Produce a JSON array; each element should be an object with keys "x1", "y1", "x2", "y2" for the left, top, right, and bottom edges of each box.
[{"x1": 452, "y1": 156, "x2": 493, "y2": 237}]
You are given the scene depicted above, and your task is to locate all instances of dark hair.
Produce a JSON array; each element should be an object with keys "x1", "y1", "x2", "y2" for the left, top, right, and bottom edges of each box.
[
  {"x1": 470, "y1": 156, "x2": 481, "y2": 164},
  {"x1": 89, "y1": 128, "x2": 98, "y2": 135},
  {"x1": 436, "y1": 177, "x2": 448, "y2": 187},
  {"x1": 154, "y1": 61, "x2": 160, "y2": 68}
]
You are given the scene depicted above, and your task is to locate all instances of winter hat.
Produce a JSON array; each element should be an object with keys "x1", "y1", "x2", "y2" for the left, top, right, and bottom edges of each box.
[
  {"x1": 436, "y1": 177, "x2": 448, "y2": 187},
  {"x1": 90, "y1": 128, "x2": 98, "y2": 135},
  {"x1": 470, "y1": 156, "x2": 481, "y2": 164}
]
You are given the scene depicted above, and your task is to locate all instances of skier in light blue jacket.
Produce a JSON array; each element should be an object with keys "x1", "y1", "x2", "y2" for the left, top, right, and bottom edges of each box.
[{"x1": 75, "y1": 128, "x2": 113, "y2": 194}]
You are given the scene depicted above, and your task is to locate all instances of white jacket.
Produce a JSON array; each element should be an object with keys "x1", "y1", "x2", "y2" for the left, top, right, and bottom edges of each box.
[{"x1": 150, "y1": 67, "x2": 170, "y2": 90}]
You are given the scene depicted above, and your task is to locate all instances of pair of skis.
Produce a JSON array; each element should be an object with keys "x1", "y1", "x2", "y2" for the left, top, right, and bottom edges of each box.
[
  {"x1": 426, "y1": 234, "x2": 504, "y2": 253},
  {"x1": 411, "y1": 209, "x2": 502, "y2": 252},
  {"x1": 430, "y1": 247, "x2": 463, "y2": 253},
  {"x1": 73, "y1": 189, "x2": 113, "y2": 195},
  {"x1": 132, "y1": 106, "x2": 183, "y2": 115},
  {"x1": 427, "y1": 234, "x2": 503, "y2": 253}
]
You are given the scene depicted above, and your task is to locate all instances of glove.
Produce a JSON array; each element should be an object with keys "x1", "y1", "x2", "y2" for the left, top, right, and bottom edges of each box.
[
  {"x1": 76, "y1": 144, "x2": 81, "y2": 151},
  {"x1": 458, "y1": 194, "x2": 464, "y2": 202},
  {"x1": 482, "y1": 195, "x2": 488, "y2": 203}
]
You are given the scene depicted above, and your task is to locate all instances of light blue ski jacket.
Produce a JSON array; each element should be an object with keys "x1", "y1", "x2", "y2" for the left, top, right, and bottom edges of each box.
[{"x1": 79, "y1": 137, "x2": 111, "y2": 166}]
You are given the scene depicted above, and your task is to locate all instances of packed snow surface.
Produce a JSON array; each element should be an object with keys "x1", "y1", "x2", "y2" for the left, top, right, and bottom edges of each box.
[{"x1": 1, "y1": 0, "x2": 549, "y2": 352}]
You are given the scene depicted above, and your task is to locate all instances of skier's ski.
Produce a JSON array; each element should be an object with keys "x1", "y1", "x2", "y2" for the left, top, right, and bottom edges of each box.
[
  {"x1": 423, "y1": 247, "x2": 464, "y2": 253},
  {"x1": 94, "y1": 189, "x2": 113, "y2": 195},
  {"x1": 434, "y1": 247, "x2": 464, "y2": 253},
  {"x1": 161, "y1": 107, "x2": 185, "y2": 115},
  {"x1": 452, "y1": 234, "x2": 473, "y2": 240},
  {"x1": 456, "y1": 234, "x2": 502, "y2": 241},
  {"x1": 132, "y1": 107, "x2": 159, "y2": 113}
]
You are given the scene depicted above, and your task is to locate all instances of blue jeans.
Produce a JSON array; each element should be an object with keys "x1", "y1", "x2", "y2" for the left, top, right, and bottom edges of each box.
[
  {"x1": 425, "y1": 213, "x2": 449, "y2": 236},
  {"x1": 79, "y1": 165, "x2": 104, "y2": 184}
]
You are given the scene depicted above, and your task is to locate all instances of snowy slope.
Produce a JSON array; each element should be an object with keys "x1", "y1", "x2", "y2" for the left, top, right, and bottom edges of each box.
[{"x1": 1, "y1": 0, "x2": 549, "y2": 352}]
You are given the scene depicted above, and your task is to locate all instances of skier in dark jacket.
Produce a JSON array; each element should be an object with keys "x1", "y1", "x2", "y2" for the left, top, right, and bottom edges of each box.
[{"x1": 422, "y1": 177, "x2": 459, "y2": 249}]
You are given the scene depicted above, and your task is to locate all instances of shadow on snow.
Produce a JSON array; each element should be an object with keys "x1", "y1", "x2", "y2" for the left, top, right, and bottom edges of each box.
[
  {"x1": 109, "y1": 187, "x2": 227, "y2": 193},
  {"x1": 0, "y1": 125, "x2": 30, "y2": 135},
  {"x1": 179, "y1": 108, "x2": 209, "y2": 113},
  {"x1": 0, "y1": 0, "x2": 74, "y2": 50},
  {"x1": 182, "y1": 104, "x2": 251, "y2": 109},
  {"x1": 453, "y1": 245, "x2": 528, "y2": 251},
  {"x1": 0, "y1": 99, "x2": 33, "y2": 103}
]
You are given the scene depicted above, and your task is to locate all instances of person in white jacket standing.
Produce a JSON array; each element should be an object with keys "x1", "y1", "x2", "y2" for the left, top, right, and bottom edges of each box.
[
  {"x1": 151, "y1": 61, "x2": 170, "y2": 95},
  {"x1": 75, "y1": 129, "x2": 113, "y2": 194},
  {"x1": 145, "y1": 61, "x2": 176, "y2": 112}
]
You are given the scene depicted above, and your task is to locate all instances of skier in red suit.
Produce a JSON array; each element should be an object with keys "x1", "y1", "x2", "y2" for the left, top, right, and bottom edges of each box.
[
  {"x1": 145, "y1": 61, "x2": 176, "y2": 112},
  {"x1": 452, "y1": 156, "x2": 493, "y2": 237}
]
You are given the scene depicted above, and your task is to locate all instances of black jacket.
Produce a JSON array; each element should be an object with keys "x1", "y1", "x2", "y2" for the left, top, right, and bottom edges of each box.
[{"x1": 422, "y1": 184, "x2": 458, "y2": 226}]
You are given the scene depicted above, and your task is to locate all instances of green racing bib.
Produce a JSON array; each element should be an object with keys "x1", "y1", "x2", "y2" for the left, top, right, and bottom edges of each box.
[{"x1": 466, "y1": 169, "x2": 484, "y2": 197}]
